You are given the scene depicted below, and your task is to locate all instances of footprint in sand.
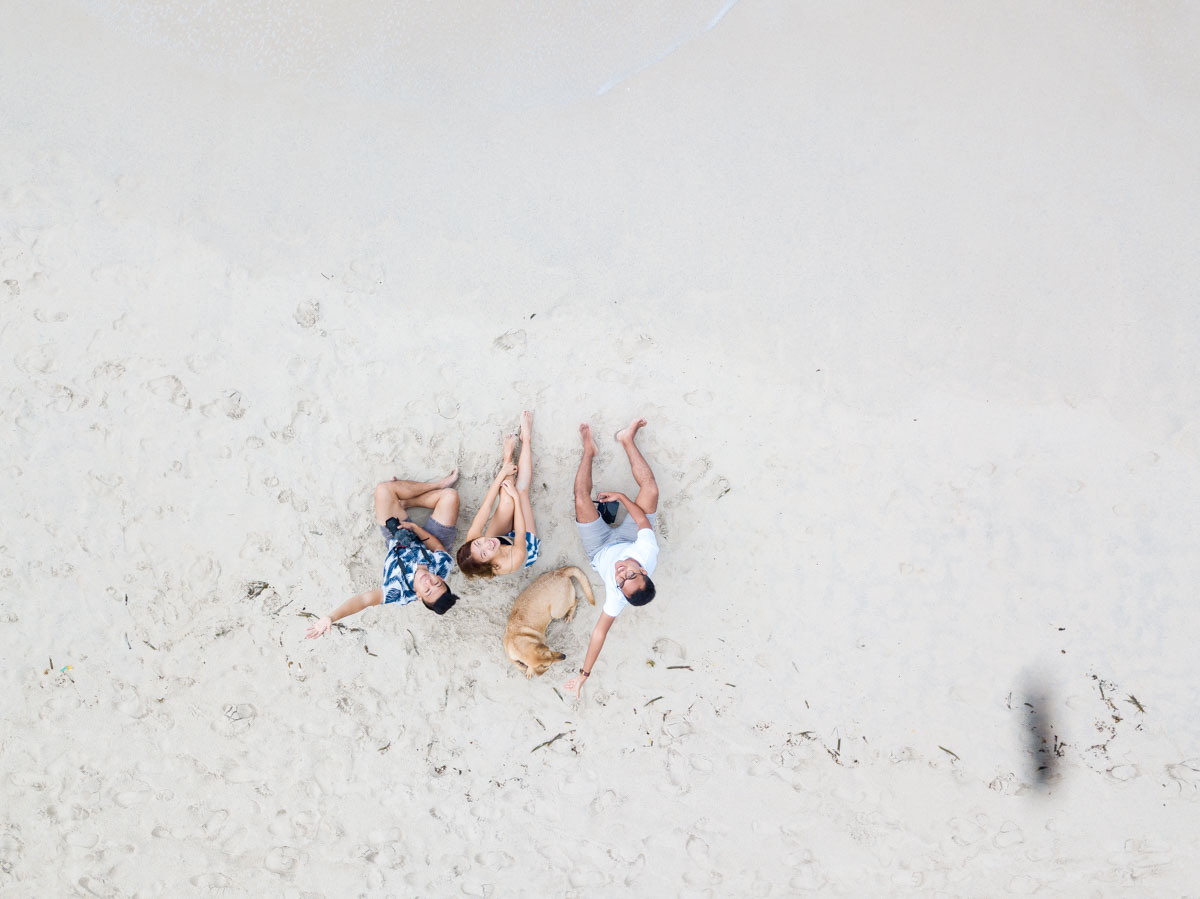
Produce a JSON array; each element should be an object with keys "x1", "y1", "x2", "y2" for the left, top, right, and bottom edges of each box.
[
  {"x1": 947, "y1": 816, "x2": 986, "y2": 846},
  {"x1": 685, "y1": 834, "x2": 710, "y2": 864},
  {"x1": 493, "y1": 329, "x2": 526, "y2": 353},
  {"x1": 436, "y1": 394, "x2": 460, "y2": 419},
  {"x1": 92, "y1": 361, "x2": 126, "y2": 380},
  {"x1": 588, "y1": 790, "x2": 619, "y2": 814},
  {"x1": 187, "y1": 554, "x2": 221, "y2": 592},
  {"x1": 112, "y1": 781, "x2": 153, "y2": 808},
  {"x1": 1007, "y1": 874, "x2": 1042, "y2": 894},
  {"x1": 1106, "y1": 764, "x2": 1140, "y2": 782},
  {"x1": 190, "y1": 873, "x2": 232, "y2": 889},
  {"x1": 239, "y1": 532, "x2": 272, "y2": 561},
  {"x1": 65, "y1": 830, "x2": 98, "y2": 849},
  {"x1": 293, "y1": 299, "x2": 320, "y2": 328},
  {"x1": 263, "y1": 845, "x2": 301, "y2": 875},
  {"x1": 76, "y1": 876, "x2": 117, "y2": 897},
  {"x1": 651, "y1": 637, "x2": 686, "y2": 662},
  {"x1": 512, "y1": 379, "x2": 546, "y2": 400},
  {"x1": 144, "y1": 375, "x2": 191, "y2": 410},
  {"x1": 1166, "y1": 758, "x2": 1200, "y2": 790},
  {"x1": 660, "y1": 718, "x2": 695, "y2": 743},
  {"x1": 200, "y1": 390, "x2": 248, "y2": 420},
  {"x1": 664, "y1": 749, "x2": 689, "y2": 791},
  {"x1": 993, "y1": 821, "x2": 1024, "y2": 848},
  {"x1": 14, "y1": 343, "x2": 56, "y2": 374},
  {"x1": 684, "y1": 389, "x2": 713, "y2": 407},
  {"x1": 202, "y1": 809, "x2": 229, "y2": 840},
  {"x1": 568, "y1": 868, "x2": 608, "y2": 889},
  {"x1": 786, "y1": 850, "x2": 826, "y2": 891},
  {"x1": 219, "y1": 703, "x2": 257, "y2": 733}
]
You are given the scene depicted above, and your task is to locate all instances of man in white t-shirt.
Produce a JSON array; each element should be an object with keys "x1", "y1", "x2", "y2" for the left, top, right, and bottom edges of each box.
[{"x1": 563, "y1": 417, "x2": 660, "y2": 699}]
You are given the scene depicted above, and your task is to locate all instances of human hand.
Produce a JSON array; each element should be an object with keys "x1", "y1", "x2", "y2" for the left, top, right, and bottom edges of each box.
[
  {"x1": 496, "y1": 461, "x2": 517, "y2": 482},
  {"x1": 395, "y1": 520, "x2": 417, "y2": 532},
  {"x1": 305, "y1": 616, "x2": 332, "y2": 639},
  {"x1": 499, "y1": 480, "x2": 518, "y2": 499},
  {"x1": 596, "y1": 492, "x2": 626, "y2": 505},
  {"x1": 562, "y1": 674, "x2": 586, "y2": 699}
]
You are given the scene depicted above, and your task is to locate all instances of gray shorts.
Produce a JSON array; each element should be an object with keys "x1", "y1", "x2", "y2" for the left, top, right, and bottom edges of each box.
[
  {"x1": 576, "y1": 512, "x2": 656, "y2": 562},
  {"x1": 379, "y1": 515, "x2": 458, "y2": 550}
]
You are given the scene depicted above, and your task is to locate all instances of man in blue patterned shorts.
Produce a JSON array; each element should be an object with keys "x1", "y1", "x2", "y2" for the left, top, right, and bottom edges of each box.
[{"x1": 306, "y1": 467, "x2": 462, "y2": 638}]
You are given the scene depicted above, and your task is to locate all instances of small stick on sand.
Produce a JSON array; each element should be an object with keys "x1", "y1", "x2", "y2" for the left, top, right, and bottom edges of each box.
[
  {"x1": 644, "y1": 696, "x2": 663, "y2": 707},
  {"x1": 667, "y1": 665, "x2": 692, "y2": 671},
  {"x1": 532, "y1": 732, "x2": 572, "y2": 753},
  {"x1": 939, "y1": 745, "x2": 960, "y2": 761}
]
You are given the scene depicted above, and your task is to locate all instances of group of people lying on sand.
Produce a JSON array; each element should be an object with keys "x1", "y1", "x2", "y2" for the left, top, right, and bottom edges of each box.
[{"x1": 304, "y1": 413, "x2": 661, "y2": 698}]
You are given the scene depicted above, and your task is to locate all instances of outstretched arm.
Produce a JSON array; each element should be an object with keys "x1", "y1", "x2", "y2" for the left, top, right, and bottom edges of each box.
[
  {"x1": 305, "y1": 587, "x2": 383, "y2": 639},
  {"x1": 464, "y1": 462, "x2": 517, "y2": 540},
  {"x1": 562, "y1": 612, "x2": 615, "y2": 697},
  {"x1": 597, "y1": 491, "x2": 650, "y2": 530}
]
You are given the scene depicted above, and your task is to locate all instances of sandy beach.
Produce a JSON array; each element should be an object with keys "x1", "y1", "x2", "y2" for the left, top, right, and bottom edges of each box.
[{"x1": 3, "y1": 1, "x2": 1200, "y2": 895}]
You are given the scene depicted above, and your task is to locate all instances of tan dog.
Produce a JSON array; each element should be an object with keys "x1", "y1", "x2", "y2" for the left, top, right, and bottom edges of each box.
[{"x1": 504, "y1": 566, "x2": 595, "y2": 677}]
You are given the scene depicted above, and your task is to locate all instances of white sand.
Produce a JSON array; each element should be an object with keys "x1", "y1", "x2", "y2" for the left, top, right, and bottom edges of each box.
[{"x1": 3, "y1": 1, "x2": 1200, "y2": 894}]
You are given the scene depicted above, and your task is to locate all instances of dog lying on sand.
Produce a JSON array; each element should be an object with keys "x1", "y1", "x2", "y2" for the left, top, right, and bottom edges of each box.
[{"x1": 504, "y1": 566, "x2": 595, "y2": 677}]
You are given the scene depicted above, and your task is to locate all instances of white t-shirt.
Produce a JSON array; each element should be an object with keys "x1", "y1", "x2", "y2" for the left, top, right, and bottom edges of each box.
[{"x1": 591, "y1": 528, "x2": 659, "y2": 617}]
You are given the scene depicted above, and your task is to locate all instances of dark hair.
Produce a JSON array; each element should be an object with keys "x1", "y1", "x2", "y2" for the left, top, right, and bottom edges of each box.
[
  {"x1": 425, "y1": 589, "x2": 459, "y2": 616},
  {"x1": 456, "y1": 542, "x2": 496, "y2": 579},
  {"x1": 626, "y1": 577, "x2": 656, "y2": 607}
]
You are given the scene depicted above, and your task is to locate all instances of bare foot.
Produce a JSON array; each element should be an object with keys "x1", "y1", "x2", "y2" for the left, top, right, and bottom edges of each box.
[
  {"x1": 503, "y1": 433, "x2": 516, "y2": 461},
  {"x1": 579, "y1": 423, "x2": 598, "y2": 455},
  {"x1": 520, "y1": 409, "x2": 533, "y2": 441},
  {"x1": 432, "y1": 467, "x2": 459, "y2": 489},
  {"x1": 615, "y1": 418, "x2": 647, "y2": 445}
]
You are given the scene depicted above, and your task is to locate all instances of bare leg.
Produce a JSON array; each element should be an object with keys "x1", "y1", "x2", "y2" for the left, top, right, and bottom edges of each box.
[
  {"x1": 482, "y1": 431, "x2": 519, "y2": 535},
  {"x1": 615, "y1": 418, "x2": 658, "y2": 514},
  {"x1": 485, "y1": 476, "x2": 517, "y2": 536},
  {"x1": 374, "y1": 467, "x2": 459, "y2": 525},
  {"x1": 574, "y1": 424, "x2": 600, "y2": 523},
  {"x1": 401, "y1": 486, "x2": 461, "y2": 527},
  {"x1": 516, "y1": 410, "x2": 533, "y2": 491}
]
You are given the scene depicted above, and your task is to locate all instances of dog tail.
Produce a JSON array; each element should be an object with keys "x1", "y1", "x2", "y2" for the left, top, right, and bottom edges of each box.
[{"x1": 562, "y1": 566, "x2": 595, "y2": 606}]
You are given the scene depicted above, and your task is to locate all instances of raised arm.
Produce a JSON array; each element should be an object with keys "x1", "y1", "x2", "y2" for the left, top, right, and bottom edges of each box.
[
  {"x1": 562, "y1": 612, "x2": 615, "y2": 698},
  {"x1": 305, "y1": 587, "x2": 384, "y2": 639},
  {"x1": 464, "y1": 462, "x2": 517, "y2": 540},
  {"x1": 597, "y1": 491, "x2": 650, "y2": 530}
]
